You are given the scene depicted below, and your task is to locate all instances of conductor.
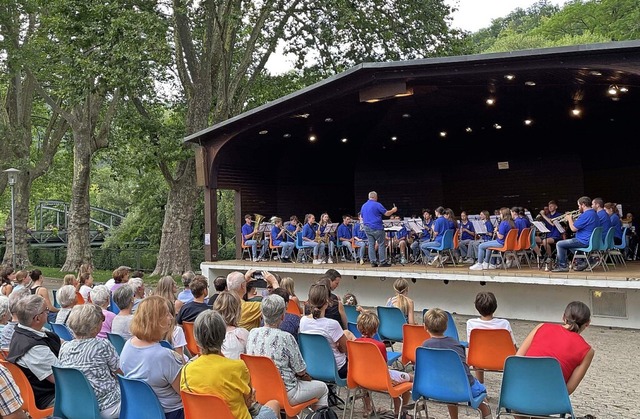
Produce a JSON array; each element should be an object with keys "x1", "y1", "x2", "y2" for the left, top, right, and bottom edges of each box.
[{"x1": 361, "y1": 191, "x2": 398, "y2": 267}]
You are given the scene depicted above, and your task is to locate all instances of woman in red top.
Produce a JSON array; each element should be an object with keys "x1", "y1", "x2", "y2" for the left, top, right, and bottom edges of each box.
[{"x1": 517, "y1": 301, "x2": 595, "y2": 394}]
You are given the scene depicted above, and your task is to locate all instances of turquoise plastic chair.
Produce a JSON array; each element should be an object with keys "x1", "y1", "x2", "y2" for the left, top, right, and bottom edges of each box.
[
  {"x1": 107, "y1": 332, "x2": 126, "y2": 355},
  {"x1": 601, "y1": 227, "x2": 616, "y2": 270},
  {"x1": 425, "y1": 229, "x2": 456, "y2": 268},
  {"x1": 376, "y1": 305, "x2": 406, "y2": 343},
  {"x1": 298, "y1": 332, "x2": 347, "y2": 408},
  {"x1": 295, "y1": 232, "x2": 312, "y2": 263},
  {"x1": 160, "y1": 340, "x2": 174, "y2": 350},
  {"x1": 50, "y1": 323, "x2": 74, "y2": 341},
  {"x1": 496, "y1": 356, "x2": 575, "y2": 418},
  {"x1": 51, "y1": 289, "x2": 61, "y2": 309},
  {"x1": 610, "y1": 226, "x2": 629, "y2": 266},
  {"x1": 343, "y1": 304, "x2": 359, "y2": 324},
  {"x1": 571, "y1": 226, "x2": 602, "y2": 272},
  {"x1": 411, "y1": 347, "x2": 487, "y2": 418},
  {"x1": 347, "y1": 322, "x2": 401, "y2": 367},
  {"x1": 421, "y1": 309, "x2": 467, "y2": 348},
  {"x1": 108, "y1": 298, "x2": 120, "y2": 314},
  {"x1": 52, "y1": 365, "x2": 101, "y2": 419},
  {"x1": 118, "y1": 374, "x2": 167, "y2": 419}
]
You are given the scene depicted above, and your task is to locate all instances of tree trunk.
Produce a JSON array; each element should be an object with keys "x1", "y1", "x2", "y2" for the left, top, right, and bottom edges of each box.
[
  {"x1": 2, "y1": 173, "x2": 32, "y2": 267},
  {"x1": 152, "y1": 158, "x2": 199, "y2": 276},
  {"x1": 61, "y1": 125, "x2": 93, "y2": 272}
]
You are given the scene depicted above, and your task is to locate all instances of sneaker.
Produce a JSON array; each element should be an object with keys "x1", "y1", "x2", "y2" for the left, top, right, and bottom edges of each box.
[
  {"x1": 482, "y1": 262, "x2": 490, "y2": 270},
  {"x1": 574, "y1": 263, "x2": 587, "y2": 272},
  {"x1": 371, "y1": 262, "x2": 379, "y2": 267},
  {"x1": 312, "y1": 259, "x2": 322, "y2": 265},
  {"x1": 469, "y1": 263, "x2": 483, "y2": 270},
  {"x1": 400, "y1": 257, "x2": 407, "y2": 264},
  {"x1": 505, "y1": 259, "x2": 513, "y2": 269},
  {"x1": 428, "y1": 255, "x2": 439, "y2": 266},
  {"x1": 327, "y1": 258, "x2": 334, "y2": 264},
  {"x1": 321, "y1": 260, "x2": 327, "y2": 264},
  {"x1": 463, "y1": 257, "x2": 475, "y2": 264},
  {"x1": 488, "y1": 264, "x2": 497, "y2": 270},
  {"x1": 379, "y1": 261, "x2": 392, "y2": 267},
  {"x1": 441, "y1": 255, "x2": 449, "y2": 264},
  {"x1": 360, "y1": 259, "x2": 365, "y2": 265},
  {"x1": 552, "y1": 265, "x2": 569, "y2": 272}
]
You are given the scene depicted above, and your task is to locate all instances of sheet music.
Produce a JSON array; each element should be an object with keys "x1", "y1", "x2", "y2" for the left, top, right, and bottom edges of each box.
[
  {"x1": 467, "y1": 214, "x2": 481, "y2": 221},
  {"x1": 552, "y1": 220, "x2": 565, "y2": 234},
  {"x1": 405, "y1": 219, "x2": 424, "y2": 234},
  {"x1": 490, "y1": 215, "x2": 500, "y2": 226},
  {"x1": 532, "y1": 221, "x2": 550, "y2": 233},
  {"x1": 258, "y1": 222, "x2": 272, "y2": 232},
  {"x1": 525, "y1": 211, "x2": 535, "y2": 223},
  {"x1": 471, "y1": 220, "x2": 488, "y2": 234},
  {"x1": 325, "y1": 222, "x2": 339, "y2": 233},
  {"x1": 383, "y1": 219, "x2": 403, "y2": 228}
]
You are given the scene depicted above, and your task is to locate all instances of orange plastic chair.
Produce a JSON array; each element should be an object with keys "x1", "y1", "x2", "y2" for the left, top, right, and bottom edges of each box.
[
  {"x1": 510, "y1": 227, "x2": 531, "y2": 269},
  {"x1": 467, "y1": 329, "x2": 516, "y2": 375},
  {"x1": 181, "y1": 321, "x2": 200, "y2": 356},
  {"x1": 75, "y1": 291, "x2": 85, "y2": 305},
  {"x1": 487, "y1": 229, "x2": 518, "y2": 269},
  {"x1": 401, "y1": 324, "x2": 431, "y2": 367},
  {"x1": 285, "y1": 299, "x2": 302, "y2": 316},
  {"x1": 268, "y1": 233, "x2": 283, "y2": 261},
  {"x1": 345, "y1": 340, "x2": 413, "y2": 418},
  {"x1": 181, "y1": 390, "x2": 234, "y2": 419},
  {"x1": 241, "y1": 237, "x2": 252, "y2": 261},
  {"x1": 240, "y1": 353, "x2": 317, "y2": 417},
  {"x1": 0, "y1": 359, "x2": 54, "y2": 419}
]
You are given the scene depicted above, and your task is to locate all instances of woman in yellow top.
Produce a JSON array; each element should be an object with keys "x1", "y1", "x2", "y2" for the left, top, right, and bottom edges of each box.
[{"x1": 180, "y1": 310, "x2": 280, "y2": 419}]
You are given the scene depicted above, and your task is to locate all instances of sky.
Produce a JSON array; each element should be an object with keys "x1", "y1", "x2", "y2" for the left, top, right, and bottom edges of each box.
[{"x1": 266, "y1": 0, "x2": 567, "y2": 74}]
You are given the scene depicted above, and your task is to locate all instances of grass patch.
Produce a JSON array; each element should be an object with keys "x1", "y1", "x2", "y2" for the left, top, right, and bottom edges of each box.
[{"x1": 26, "y1": 266, "x2": 179, "y2": 286}]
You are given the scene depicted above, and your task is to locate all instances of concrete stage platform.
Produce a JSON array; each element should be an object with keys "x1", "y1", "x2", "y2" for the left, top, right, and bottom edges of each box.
[{"x1": 201, "y1": 259, "x2": 640, "y2": 329}]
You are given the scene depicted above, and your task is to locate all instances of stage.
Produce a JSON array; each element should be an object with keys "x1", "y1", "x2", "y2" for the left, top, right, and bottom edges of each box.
[{"x1": 200, "y1": 259, "x2": 640, "y2": 329}]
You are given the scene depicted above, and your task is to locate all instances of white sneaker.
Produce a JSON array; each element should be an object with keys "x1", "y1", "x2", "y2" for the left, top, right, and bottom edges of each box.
[
  {"x1": 482, "y1": 262, "x2": 490, "y2": 270},
  {"x1": 359, "y1": 259, "x2": 365, "y2": 265},
  {"x1": 469, "y1": 263, "x2": 483, "y2": 270},
  {"x1": 312, "y1": 259, "x2": 322, "y2": 265},
  {"x1": 321, "y1": 260, "x2": 327, "y2": 264},
  {"x1": 327, "y1": 258, "x2": 334, "y2": 264},
  {"x1": 488, "y1": 264, "x2": 497, "y2": 270},
  {"x1": 505, "y1": 259, "x2": 513, "y2": 269},
  {"x1": 463, "y1": 258, "x2": 475, "y2": 264}
]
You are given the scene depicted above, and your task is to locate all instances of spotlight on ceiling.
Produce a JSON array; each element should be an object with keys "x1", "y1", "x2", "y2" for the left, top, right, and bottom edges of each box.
[
  {"x1": 309, "y1": 135, "x2": 317, "y2": 142},
  {"x1": 571, "y1": 107, "x2": 582, "y2": 117},
  {"x1": 258, "y1": 130, "x2": 268, "y2": 135},
  {"x1": 465, "y1": 127, "x2": 473, "y2": 133},
  {"x1": 324, "y1": 117, "x2": 333, "y2": 123},
  {"x1": 524, "y1": 119, "x2": 533, "y2": 126},
  {"x1": 439, "y1": 131, "x2": 447, "y2": 138},
  {"x1": 486, "y1": 98, "x2": 496, "y2": 105},
  {"x1": 504, "y1": 74, "x2": 515, "y2": 81},
  {"x1": 524, "y1": 81, "x2": 536, "y2": 86},
  {"x1": 493, "y1": 123, "x2": 502, "y2": 130},
  {"x1": 391, "y1": 136, "x2": 398, "y2": 141},
  {"x1": 283, "y1": 133, "x2": 291, "y2": 138},
  {"x1": 340, "y1": 138, "x2": 348, "y2": 143}
]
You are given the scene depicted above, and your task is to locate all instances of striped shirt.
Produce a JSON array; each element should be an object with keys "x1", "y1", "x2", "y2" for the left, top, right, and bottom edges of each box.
[{"x1": 0, "y1": 364, "x2": 23, "y2": 416}]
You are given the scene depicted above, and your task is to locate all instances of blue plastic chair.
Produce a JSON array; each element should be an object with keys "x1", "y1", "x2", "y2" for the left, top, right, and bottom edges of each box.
[
  {"x1": 299, "y1": 333, "x2": 347, "y2": 387},
  {"x1": 118, "y1": 374, "x2": 167, "y2": 419},
  {"x1": 108, "y1": 298, "x2": 120, "y2": 314},
  {"x1": 107, "y1": 332, "x2": 126, "y2": 355},
  {"x1": 496, "y1": 356, "x2": 575, "y2": 418},
  {"x1": 425, "y1": 229, "x2": 457, "y2": 267},
  {"x1": 376, "y1": 305, "x2": 407, "y2": 343},
  {"x1": 343, "y1": 304, "x2": 360, "y2": 324},
  {"x1": 601, "y1": 226, "x2": 616, "y2": 270},
  {"x1": 421, "y1": 309, "x2": 467, "y2": 348},
  {"x1": 610, "y1": 226, "x2": 629, "y2": 266},
  {"x1": 571, "y1": 226, "x2": 603, "y2": 272},
  {"x1": 295, "y1": 232, "x2": 313, "y2": 263},
  {"x1": 52, "y1": 365, "x2": 101, "y2": 419},
  {"x1": 160, "y1": 340, "x2": 174, "y2": 350},
  {"x1": 50, "y1": 323, "x2": 74, "y2": 341},
  {"x1": 51, "y1": 289, "x2": 61, "y2": 309},
  {"x1": 411, "y1": 347, "x2": 487, "y2": 418},
  {"x1": 347, "y1": 322, "x2": 401, "y2": 367}
]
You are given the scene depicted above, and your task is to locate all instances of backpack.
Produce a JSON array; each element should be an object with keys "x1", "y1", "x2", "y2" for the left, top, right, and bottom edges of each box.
[{"x1": 304, "y1": 407, "x2": 339, "y2": 419}]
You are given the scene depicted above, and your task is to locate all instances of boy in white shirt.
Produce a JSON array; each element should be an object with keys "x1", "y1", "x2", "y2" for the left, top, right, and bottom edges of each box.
[{"x1": 466, "y1": 291, "x2": 517, "y2": 383}]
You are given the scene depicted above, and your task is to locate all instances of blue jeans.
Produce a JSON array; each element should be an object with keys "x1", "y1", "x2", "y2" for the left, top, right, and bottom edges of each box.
[
  {"x1": 302, "y1": 241, "x2": 325, "y2": 258},
  {"x1": 363, "y1": 226, "x2": 386, "y2": 263},
  {"x1": 556, "y1": 237, "x2": 587, "y2": 267},
  {"x1": 353, "y1": 240, "x2": 366, "y2": 260},
  {"x1": 478, "y1": 240, "x2": 502, "y2": 264},
  {"x1": 245, "y1": 239, "x2": 267, "y2": 259},
  {"x1": 280, "y1": 242, "x2": 295, "y2": 258},
  {"x1": 420, "y1": 240, "x2": 441, "y2": 259}
]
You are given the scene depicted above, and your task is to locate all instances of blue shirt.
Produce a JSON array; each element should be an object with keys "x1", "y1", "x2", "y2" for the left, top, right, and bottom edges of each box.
[
  {"x1": 354, "y1": 222, "x2": 367, "y2": 240},
  {"x1": 337, "y1": 223, "x2": 353, "y2": 241},
  {"x1": 574, "y1": 209, "x2": 599, "y2": 245},
  {"x1": 241, "y1": 223, "x2": 254, "y2": 241},
  {"x1": 460, "y1": 221, "x2": 475, "y2": 240},
  {"x1": 302, "y1": 223, "x2": 316, "y2": 240},
  {"x1": 545, "y1": 211, "x2": 563, "y2": 240},
  {"x1": 610, "y1": 213, "x2": 623, "y2": 239},
  {"x1": 285, "y1": 223, "x2": 297, "y2": 242},
  {"x1": 271, "y1": 226, "x2": 284, "y2": 246},
  {"x1": 395, "y1": 226, "x2": 408, "y2": 240},
  {"x1": 496, "y1": 220, "x2": 512, "y2": 245},
  {"x1": 514, "y1": 217, "x2": 528, "y2": 235},
  {"x1": 361, "y1": 199, "x2": 387, "y2": 230},
  {"x1": 432, "y1": 217, "x2": 448, "y2": 244},
  {"x1": 597, "y1": 209, "x2": 612, "y2": 240},
  {"x1": 479, "y1": 220, "x2": 494, "y2": 242}
]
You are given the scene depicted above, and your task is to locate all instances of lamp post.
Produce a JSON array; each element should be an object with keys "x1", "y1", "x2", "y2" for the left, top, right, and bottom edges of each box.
[{"x1": 4, "y1": 168, "x2": 20, "y2": 270}]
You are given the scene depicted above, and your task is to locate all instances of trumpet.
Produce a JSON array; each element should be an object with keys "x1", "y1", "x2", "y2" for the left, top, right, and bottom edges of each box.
[{"x1": 564, "y1": 209, "x2": 581, "y2": 220}]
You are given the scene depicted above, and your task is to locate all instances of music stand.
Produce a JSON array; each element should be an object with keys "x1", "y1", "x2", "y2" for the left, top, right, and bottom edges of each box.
[{"x1": 471, "y1": 220, "x2": 488, "y2": 235}]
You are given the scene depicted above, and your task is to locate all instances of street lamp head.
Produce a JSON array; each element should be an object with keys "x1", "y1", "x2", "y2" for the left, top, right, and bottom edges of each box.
[{"x1": 3, "y1": 168, "x2": 20, "y2": 186}]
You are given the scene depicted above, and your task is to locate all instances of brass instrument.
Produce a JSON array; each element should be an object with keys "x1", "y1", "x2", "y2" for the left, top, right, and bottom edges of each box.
[
  {"x1": 314, "y1": 222, "x2": 331, "y2": 244},
  {"x1": 253, "y1": 213, "x2": 265, "y2": 241},
  {"x1": 281, "y1": 221, "x2": 300, "y2": 241},
  {"x1": 564, "y1": 209, "x2": 581, "y2": 221}
]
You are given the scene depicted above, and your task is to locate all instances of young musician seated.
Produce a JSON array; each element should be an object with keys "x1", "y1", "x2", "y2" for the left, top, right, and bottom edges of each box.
[
  {"x1": 301, "y1": 214, "x2": 326, "y2": 265},
  {"x1": 337, "y1": 215, "x2": 357, "y2": 262},
  {"x1": 242, "y1": 214, "x2": 267, "y2": 262},
  {"x1": 270, "y1": 217, "x2": 295, "y2": 263},
  {"x1": 353, "y1": 213, "x2": 368, "y2": 265}
]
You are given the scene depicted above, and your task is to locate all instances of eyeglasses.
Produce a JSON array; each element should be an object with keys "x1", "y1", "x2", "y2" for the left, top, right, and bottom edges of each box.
[{"x1": 34, "y1": 308, "x2": 49, "y2": 319}]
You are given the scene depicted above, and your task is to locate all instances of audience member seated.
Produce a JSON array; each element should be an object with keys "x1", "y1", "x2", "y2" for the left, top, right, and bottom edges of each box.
[
  {"x1": 0, "y1": 296, "x2": 10, "y2": 335},
  {"x1": 422, "y1": 308, "x2": 492, "y2": 419},
  {"x1": 244, "y1": 281, "x2": 263, "y2": 302},
  {"x1": 155, "y1": 276, "x2": 184, "y2": 315},
  {"x1": 1, "y1": 288, "x2": 31, "y2": 348},
  {"x1": 109, "y1": 266, "x2": 131, "y2": 294},
  {"x1": 342, "y1": 293, "x2": 358, "y2": 306},
  {"x1": 179, "y1": 310, "x2": 280, "y2": 419},
  {"x1": 176, "y1": 276, "x2": 210, "y2": 325},
  {"x1": 516, "y1": 301, "x2": 595, "y2": 395},
  {"x1": 385, "y1": 278, "x2": 415, "y2": 324},
  {"x1": 29, "y1": 269, "x2": 58, "y2": 323},
  {"x1": 325, "y1": 269, "x2": 348, "y2": 329},
  {"x1": 212, "y1": 291, "x2": 249, "y2": 360},
  {"x1": 163, "y1": 298, "x2": 189, "y2": 361},
  {"x1": 54, "y1": 285, "x2": 78, "y2": 325},
  {"x1": 227, "y1": 270, "x2": 278, "y2": 331},
  {"x1": 355, "y1": 310, "x2": 412, "y2": 417},
  {"x1": 270, "y1": 288, "x2": 300, "y2": 340},
  {"x1": 177, "y1": 271, "x2": 195, "y2": 304},
  {"x1": 11, "y1": 270, "x2": 31, "y2": 294},
  {"x1": 6, "y1": 294, "x2": 60, "y2": 409},
  {"x1": 247, "y1": 294, "x2": 329, "y2": 411},
  {"x1": 206, "y1": 275, "x2": 227, "y2": 307},
  {"x1": 466, "y1": 291, "x2": 517, "y2": 383},
  {"x1": 90, "y1": 285, "x2": 115, "y2": 339},
  {"x1": 59, "y1": 304, "x2": 122, "y2": 419},
  {"x1": 129, "y1": 277, "x2": 145, "y2": 314},
  {"x1": 78, "y1": 272, "x2": 94, "y2": 303},
  {"x1": 279, "y1": 277, "x2": 301, "y2": 312},
  {"x1": 299, "y1": 283, "x2": 352, "y2": 379},
  {"x1": 120, "y1": 296, "x2": 184, "y2": 419},
  {"x1": 111, "y1": 286, "x2": 135, "y2": 340},
  {"x1": 0, "y1": 363, "x2": 28, "y2": 419}
]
